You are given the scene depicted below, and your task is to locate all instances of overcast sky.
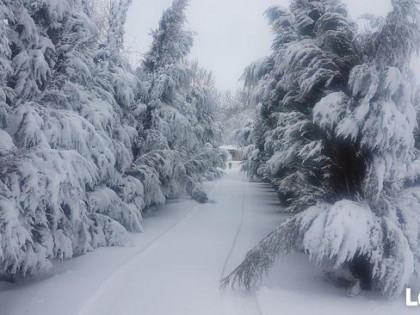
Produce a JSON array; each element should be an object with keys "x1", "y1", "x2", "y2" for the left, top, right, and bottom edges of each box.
[{"x1": 125, "y1": 0, "x2": 393, "y2": 91}]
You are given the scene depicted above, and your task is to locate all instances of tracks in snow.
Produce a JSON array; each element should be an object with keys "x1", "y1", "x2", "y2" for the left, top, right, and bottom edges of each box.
[
  {"x1": 220, "y1": 187, "x2": 246, "y2": 281},
  {"x1": 0, "y1": 164, "x2": 285, "y2": 315},
  {"x1": 78, "y1": 181, "x2": 220, "y2": 315},
  {"x1": 77, "y1": 167, "x2": 268, "y2": 315},
  {"x1": 219, "y1": 175, "x2": 264, "y2": 315}
]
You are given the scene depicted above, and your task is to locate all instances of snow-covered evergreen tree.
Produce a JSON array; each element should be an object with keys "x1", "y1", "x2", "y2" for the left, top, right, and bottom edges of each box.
[
  {"x1": 0, "y1": 3, "x2": 12, "y2": 134},
  {"x1": 224, "y1": 0, "x2": 420, "y2": 298},
  {"x1": 217, "y1": 90, "x2": 256, "y2": 146},
  {"x1": 0, "y1": 0, "x2": 224, "y2": 281},
  {"x1": 135, "y1": 0, "x2": 225, "y2": 205},
  {"x1": 0, "y1": 0, "x2": 141, "y2": 280}
]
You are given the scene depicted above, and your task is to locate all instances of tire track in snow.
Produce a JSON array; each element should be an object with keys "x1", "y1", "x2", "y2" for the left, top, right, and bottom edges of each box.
[
  {"x1": 220, "y1": 177, "x2": 263, "y2": 315},
  {"x1": 77, "y1": 180, "x2": 221, "y2": 315},
  {"x1": 219, "y1": 187, "x2": 246, "y2": 281}
]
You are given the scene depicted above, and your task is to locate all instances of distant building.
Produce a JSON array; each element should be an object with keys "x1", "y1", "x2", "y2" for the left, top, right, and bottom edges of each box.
[{"x1": 220, "y1": 145, "x2": 244, "y2": 161}]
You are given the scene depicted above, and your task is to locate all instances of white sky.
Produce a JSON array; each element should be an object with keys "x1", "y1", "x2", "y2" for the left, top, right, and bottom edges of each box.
[{"x1": 125, "y1": 0, "x2": 394, "y2": 91}]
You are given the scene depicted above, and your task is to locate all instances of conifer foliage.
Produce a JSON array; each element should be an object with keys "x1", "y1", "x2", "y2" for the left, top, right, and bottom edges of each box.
[
  {"x1": 135, "y1": 0, "x2": 225, "y2": 205},
  {"x1": 224, "y1": 0, "x2": 420, "y2": 297},
  {"x1": 0, "y1": 0, "x2": 223, "y2": 280},
  {"x1": 217, "y1": 90, "x2": 255, "y2": 146}
]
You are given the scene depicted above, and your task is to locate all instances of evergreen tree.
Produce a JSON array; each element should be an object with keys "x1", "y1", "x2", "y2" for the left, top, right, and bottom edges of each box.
[
  {"x1": 217, "y1": 90, "x2": 255, "y2": 146},
  {"x1": 135, "y1": 0, "x2": 225, "y2": 205},
  {"x1": 224, "y1": 0, "x2": 420, "y2": 298},
  {"x1": 0, "y1": 0, "x2": 224, "y2": 281},
  {"x1": 0, "y1": 0, "x2": 139, "y2": 280}
]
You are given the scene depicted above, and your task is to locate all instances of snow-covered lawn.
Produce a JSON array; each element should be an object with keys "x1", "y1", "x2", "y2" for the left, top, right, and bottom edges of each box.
[{"x1": 0, "y1": 163, "x2": 419, "y2": 315}]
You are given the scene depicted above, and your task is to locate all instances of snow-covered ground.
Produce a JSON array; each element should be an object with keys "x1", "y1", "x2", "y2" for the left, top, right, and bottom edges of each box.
[{"x1": 0, "y1": 162, "x2": 419, "y2": 315}]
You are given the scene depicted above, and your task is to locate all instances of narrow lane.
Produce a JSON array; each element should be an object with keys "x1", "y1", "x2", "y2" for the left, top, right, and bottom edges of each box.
[
  {"x1": 78, "y1": 163, "x2": 283, "y2": 315},
  {"x1": 0, "y1": 163, "x2": 283, "y2": 315}
]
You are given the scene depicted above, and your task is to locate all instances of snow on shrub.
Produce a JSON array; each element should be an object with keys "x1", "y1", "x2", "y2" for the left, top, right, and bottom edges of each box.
[
  {"x1": 0, "y1": 0, "x2": 224, "y2": 280},
  {"x1": 227, "y1": 0, "x2": 420, "y2": 297},
  {"x1": 223, "y1": 199, "x2": 414, "y2": 298}
]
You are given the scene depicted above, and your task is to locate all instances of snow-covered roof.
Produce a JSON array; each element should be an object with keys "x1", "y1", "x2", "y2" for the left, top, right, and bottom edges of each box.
[{"x1": 220, "y1": 145, "x2": 241, "y2": 151}]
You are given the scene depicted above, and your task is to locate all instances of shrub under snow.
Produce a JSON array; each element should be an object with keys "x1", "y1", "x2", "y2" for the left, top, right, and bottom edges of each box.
[
  {"x1": 225, "y1": 0, "x2": 420, "y2": 298},
  {"x1": 0, "y1": 0, "x2": 224, "y2": 280}
]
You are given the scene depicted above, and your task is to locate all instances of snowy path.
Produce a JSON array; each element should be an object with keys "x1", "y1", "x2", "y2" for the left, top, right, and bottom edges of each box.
[
  {"x1": 1, "y1": 162, "x2": 420, "y2": 315},
  {"x1": 77, "y1": 163, "x2": 283, "y2": 315},
  {"x1": 0, "y1": 163, "x2": 283, "y2": 315}
]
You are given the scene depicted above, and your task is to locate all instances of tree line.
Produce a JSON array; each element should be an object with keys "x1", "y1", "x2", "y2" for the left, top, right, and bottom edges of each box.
[
  {"x1": 224, "y1": 0, "x2": 420, "y2": 298},
  {"x1": 0, "y1": 0, "x2": 225, "y2": 280}
]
